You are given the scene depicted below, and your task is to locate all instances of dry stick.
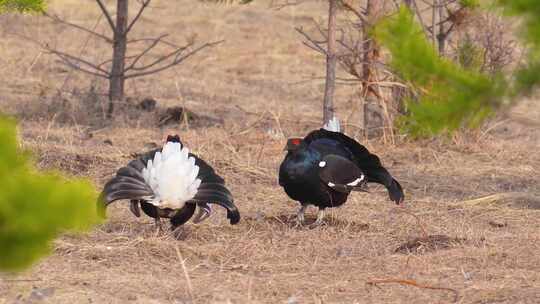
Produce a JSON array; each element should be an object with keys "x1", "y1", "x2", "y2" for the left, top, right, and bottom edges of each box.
[
  {"x1": 26, "y1": 51, "x2": 43, "y2": 73},
  {"x1": 255, "y1": 139, "x2": 267, "y2": 166},
  {"x1": 174, "y1": 245, "x2": 195, "y2": 302},
  {"x1": 366, "y1": 278, "x2": 459, "y2": 303}
]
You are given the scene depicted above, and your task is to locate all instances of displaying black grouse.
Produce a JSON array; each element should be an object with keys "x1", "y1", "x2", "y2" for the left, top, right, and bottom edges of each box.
[
  {"x1": 278, "y1": 118, "x2": 404, "y2": 227},
  {"x1": 99, "y1": 135, "x2": 240, "y2": 232}
]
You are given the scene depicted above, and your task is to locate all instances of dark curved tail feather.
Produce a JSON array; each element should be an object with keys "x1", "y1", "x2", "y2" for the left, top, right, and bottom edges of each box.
[
  {"x1": 387, "y1": 178, "x2": 404, "y2": 204},
  {"x1": 98, "y1": 166, "x2": 154, "y2": 217},
  {"x1": 189, "y1": 183, "x2": 240, "y2": 225}
]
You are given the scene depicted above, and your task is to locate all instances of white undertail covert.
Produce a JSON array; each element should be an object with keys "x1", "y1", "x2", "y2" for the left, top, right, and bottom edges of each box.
[
  {"x1": 323, "y1": 116, "x2": 341, "y2": 132},
  {"x1": 142, "y1": 142, "x2": 201, "y2": 209}
]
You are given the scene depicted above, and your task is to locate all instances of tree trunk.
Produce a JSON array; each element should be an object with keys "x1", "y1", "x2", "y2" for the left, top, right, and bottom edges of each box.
[
  {"x1": 322, "y1": 0, "x2": 337, "y2": 125},
  {"x1": 437, "y1": 2, "x2": 446, "y2": 55},
  {"x1": 108, "y1": 0, "x2": 128, "y2": 118},
  {"x1": 362, "y1": 0, "x2": 383, "y2": 137}
]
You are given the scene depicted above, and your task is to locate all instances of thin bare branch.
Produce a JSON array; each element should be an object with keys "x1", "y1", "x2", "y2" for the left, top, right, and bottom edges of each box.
[
  {"x1": 127, "y1": 41, "x2": 193, "y2": 72},
  {"x1": 366, "y1": 278, "x2": 459, "y2": 303},
  {"x1": 49, "y1": 49, "x2": 109, "y2": 75},
  {"x1": 48, "y1": 48, "x2": 110, "y2": 77},
  {"x1": 124, "y1": 34, "x2": 168, "y2": 72},
  {"x1": 125, "y1": 0, "x2": 151, "y2": 34},
  {"x1": 125, "y1": 40, "x2": 224, "y2": 79},
  {"x1": 44, "y1": 13, "x2": 112, "y2": 43},
  {"x1": 269, "y1": 0, "x2": 306, "y2": 10},
  {"x1": 295, "y1": 27, "x2": 327, "y2": 55},
  {"x1": 14, "y1": 33, "x2": 110, "y2": 78},
  {"x1": 340, "y1": 0, "x2": 367, "y2": 24},
  {"x1": 56, "y1": 56, "x2": 110, "y2": 78},
  {"x1": 95, "y1": 0, "x2": 116, "y2": 32},
  {"x1": 97, "y1": 54, "x2": 139, "y2": 70},
  {"x1": 127, "y1": 37, "x2": 180, "y2": 48}
]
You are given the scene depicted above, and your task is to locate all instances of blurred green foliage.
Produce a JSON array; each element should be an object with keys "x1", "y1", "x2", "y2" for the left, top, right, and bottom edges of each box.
[
  {"x1": 0, "y1": 0, "x2": 45, "y2": 13},
  {"x1": 496, "y1": 0, "x2": 540, "y2": 94},
  {"x1": 459, "y1": 0, "x2": 480, "y2": 8},
  {"x1": 374, "y1": 7, "x2": 506, "y2": 137},
  {"x1": 0, "y1": 117, "x2": 101, "y2": 271}
]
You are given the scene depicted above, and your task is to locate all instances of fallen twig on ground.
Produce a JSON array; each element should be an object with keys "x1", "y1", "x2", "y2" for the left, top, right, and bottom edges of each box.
[{"x1": 366, "y1": 278, "x2": 459, "y2": 302}]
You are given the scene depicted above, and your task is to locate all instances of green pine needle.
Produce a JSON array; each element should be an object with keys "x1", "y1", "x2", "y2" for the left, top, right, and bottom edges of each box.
[
  {"x1": 0, "y1": 117, "x2": 101, "y2": 271},
  {"x1": 374, "y1": 7, "x2": 507, "y2": 137}
]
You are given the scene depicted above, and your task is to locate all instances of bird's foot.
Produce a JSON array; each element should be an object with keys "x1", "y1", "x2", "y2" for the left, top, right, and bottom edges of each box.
[
  {"x1": 308, "y1": 209, "x2": 326, "y2": 229},
  {"x1": 293, "y1": 204, "x2": 308, "y2": 228},
  {"x1": 153, "y1": 218, "x2": 163, "y2": 236},
  {"x1": 293, "y1": 216, "x2": 305, "y2": 228}
]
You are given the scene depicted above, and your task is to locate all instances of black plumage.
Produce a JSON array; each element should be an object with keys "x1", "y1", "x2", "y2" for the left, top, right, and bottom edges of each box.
[
  {"x1": 279, "y1": 128, "x2": 404, "y2": 227},
  {"x1": 98, "y1": 135, "x2": 240, "y2": 231}
]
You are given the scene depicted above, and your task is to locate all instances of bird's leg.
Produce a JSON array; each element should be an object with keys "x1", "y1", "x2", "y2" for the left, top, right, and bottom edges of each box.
[
  {"x1": 309, "y1": 208, "x2": 326, "y2": 229},
  {"x1": 295, "y1": 203, "x2": 308, "y2": 227},
  {"x1": 154, "y1": 215, "x2": 163, "y2": 235}
]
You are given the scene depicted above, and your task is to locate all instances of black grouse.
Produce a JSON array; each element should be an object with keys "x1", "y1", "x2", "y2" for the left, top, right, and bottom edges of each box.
[
  {"x1": 278, "y1": 118, "x2": 404, "y2": 227},
  {"x1": 99, "y1": 135, "x2": 240, "y2": 232}
]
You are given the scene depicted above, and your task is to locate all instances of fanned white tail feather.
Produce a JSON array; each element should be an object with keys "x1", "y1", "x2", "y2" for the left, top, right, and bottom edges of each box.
[
  {"x1": 142, "y1": 142, "x2": 201, "y2": 209},
  {"x1": 323, "y1": 116, "x2": 341, "y2": 132}
]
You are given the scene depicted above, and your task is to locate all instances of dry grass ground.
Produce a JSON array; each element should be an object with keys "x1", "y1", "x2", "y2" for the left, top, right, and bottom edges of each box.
[{"x1": 1, "y1": 1, "x2": 540, "y2": 303}]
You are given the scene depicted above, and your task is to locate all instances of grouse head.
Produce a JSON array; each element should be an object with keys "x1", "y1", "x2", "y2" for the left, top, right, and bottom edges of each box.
[
  {"x1": 284, "y1": 138, "x2": 307, "y2": 152},
  {"x1": 166, "y1": 134, "x2": 182, "y2": 144}
]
